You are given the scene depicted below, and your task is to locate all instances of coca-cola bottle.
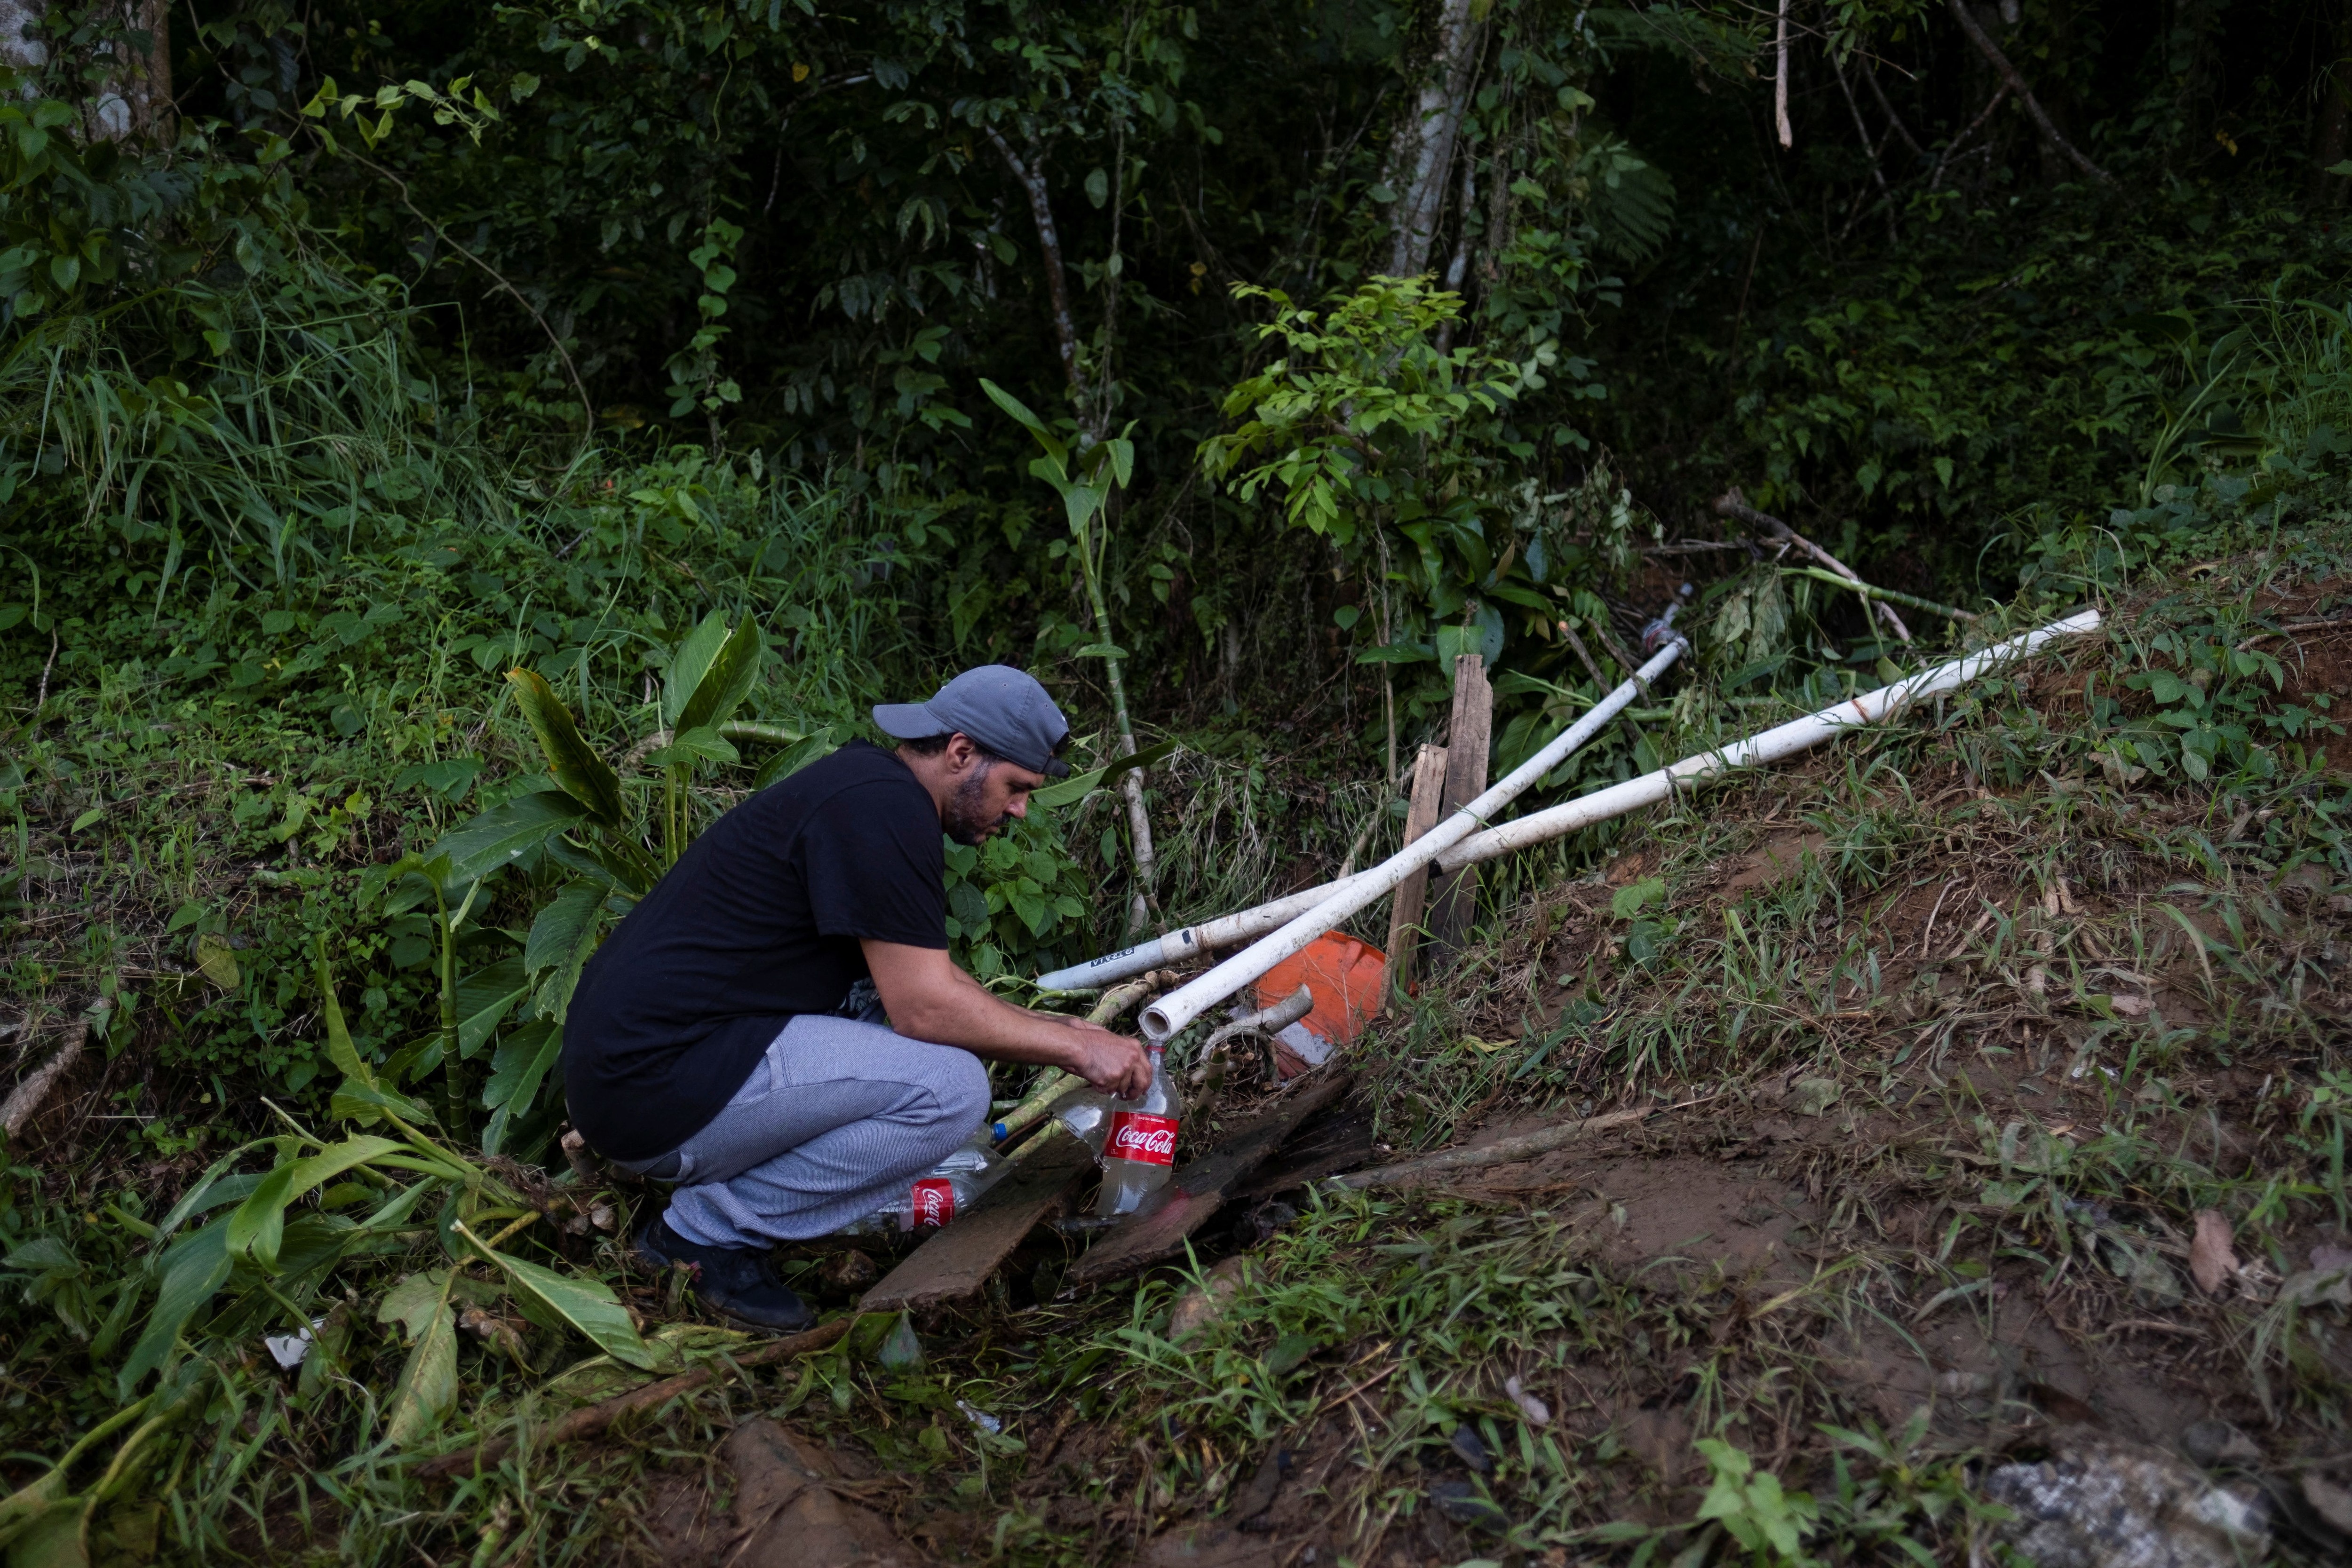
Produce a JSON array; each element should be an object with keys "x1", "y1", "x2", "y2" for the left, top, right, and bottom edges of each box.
[
  {"x1": 837, "y1": 1127, "x2": 1009, "y2": 1234},
  {"x1": 1094, "y1": 1045, "x2": 1184, "y2": 1218}
]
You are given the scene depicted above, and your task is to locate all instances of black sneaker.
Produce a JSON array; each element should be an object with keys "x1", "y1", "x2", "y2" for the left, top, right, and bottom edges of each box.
[{"x1": 634, "y1": 1214, "x2": 815, "y2": 1333}]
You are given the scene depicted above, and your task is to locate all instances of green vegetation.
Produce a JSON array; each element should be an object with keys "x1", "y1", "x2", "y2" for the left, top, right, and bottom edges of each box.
[{"x1": 3, "y1": 0, "x2": 2349, "y2": 1561}]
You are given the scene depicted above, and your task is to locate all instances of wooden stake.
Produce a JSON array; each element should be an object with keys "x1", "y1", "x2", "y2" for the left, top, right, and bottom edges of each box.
[
  {"x1": 1382, "y1": 742, "x2": 1451, "y2": 1009},
  {"x1": 1425, "y1": 654, "x2": 1494, "y2": 960}
]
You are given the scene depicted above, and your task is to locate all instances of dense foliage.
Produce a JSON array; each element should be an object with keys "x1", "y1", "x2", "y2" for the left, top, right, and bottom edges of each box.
[{"x1": 1, "y1": 0, "x2": 2349, "y2": 1559}]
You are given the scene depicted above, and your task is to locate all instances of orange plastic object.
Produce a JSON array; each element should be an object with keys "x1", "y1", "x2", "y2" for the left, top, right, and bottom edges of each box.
[{"x1": 1253, "y1": 933, "x2": 1388, "y2": 1068}]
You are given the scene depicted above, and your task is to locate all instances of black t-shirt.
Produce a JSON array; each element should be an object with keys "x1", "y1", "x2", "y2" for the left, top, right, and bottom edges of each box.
[{"x1": 562, "y1": 740, "x2": 948, "y2": 1161}]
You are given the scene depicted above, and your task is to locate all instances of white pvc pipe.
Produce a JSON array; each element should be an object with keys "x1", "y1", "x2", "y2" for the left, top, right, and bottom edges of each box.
[
  {"x1": 1138, "y1": 608, "x2": 2099, "y2": 1044},
  {"x1": 1429, "y1": 608, "x2": 2099, "y2": 875},
  {"x1": 1139, "y1": 634, "x2": 1689, "y2": 1042}
]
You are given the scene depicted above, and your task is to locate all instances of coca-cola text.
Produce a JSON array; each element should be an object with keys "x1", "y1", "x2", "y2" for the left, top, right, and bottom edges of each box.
[{"x1": 1106, "y1": 1112, "x2": 1178, "y2": 1166}]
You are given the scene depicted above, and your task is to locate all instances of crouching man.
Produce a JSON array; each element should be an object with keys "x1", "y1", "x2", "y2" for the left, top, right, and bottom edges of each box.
[{"x1": 562, "y1": 665, "x2": 1150, "y2": 1330}]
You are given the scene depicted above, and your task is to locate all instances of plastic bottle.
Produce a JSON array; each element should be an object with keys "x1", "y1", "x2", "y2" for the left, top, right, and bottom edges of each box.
[
  {"x1": 1093, "y1": 1044, "x2": 1184, "y2": 1218},
  {"x1": 836, "y1": 1126, "x2": 1010, "y2": 1234},
  {"x1": 1053, "y1": 1087, "x2": 1114, "y2": 1158}
]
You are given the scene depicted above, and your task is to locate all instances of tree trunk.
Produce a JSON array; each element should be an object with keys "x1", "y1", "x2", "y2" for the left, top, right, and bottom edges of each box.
[
  {"x1": 0, "y1": 0, "x2": 172, "y2": 140},
  {"x1": 1382, "y1": 0, "x2": 1485, "y2": 278},
  {"x1": 987, "y1": 124, "x2": 1163, "y2": 931}
]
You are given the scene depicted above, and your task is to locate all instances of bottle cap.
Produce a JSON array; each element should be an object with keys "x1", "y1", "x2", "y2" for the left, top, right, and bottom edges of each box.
[{"x1": 990, "y1": 1121, "x2": 1008, "y2": 1141}]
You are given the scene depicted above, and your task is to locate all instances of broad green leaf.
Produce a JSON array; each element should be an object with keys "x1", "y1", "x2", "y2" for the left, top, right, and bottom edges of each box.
[
  {"x1": 460, "y1": 1225, "x2": 658, "y2": 1369},
  {"x1": 978, "y1": 377, "x2": 1058, "y2": 454},
  {"x1": 193, "y1": 932, "x2": 240, "y2": 990},
  {"x1": 645, "y1": 725, "x2": 740, "y2": 770},
  {"x1": 224, "y1": 1164, "x2": 296, "y2": 1270},
  {"x1": 752, "y1": 729, "x2": 838, "y2": 789},
  {"x1": 314, "y1": 939, "x2": 373, "y2": 1086},
  {"x1": 119, "y1": 1222, "x2": 232, "y2": 1396},
  {"x1": 428, "y1": 791, "x2": 588, "y2": 884},
  {"x1": 1030, "y1": 736, "x2": 1179, "y2": 808},
  {"x1": 482, "y1": 1022, "x2": 561, "y2": 1115},
  {"x1": 662, "y1": 611, "x2": 732, "y2": 726},
  {"x1": 524, "y1": 878, "x2": 605, "y2": 975},
  {"x1": 506, "y1": 669, "x2": 626, "y2": 826},
  {"x1": 4, "y1": 1497, "x2": 90, "y2": 1565},
  {"x1": 379, "y1": 1270, "x2": 459, "y2": 1448},
  {"x1": 328, "y1": 1078, "x2": 437, "y2": 1130},
  {"x1": 673, "y1": 615, "x2": 763, "y2": 735},
  {"x1": 283, "y1": 1136, "x2": 404, "y2": 1199},
  {"x1": 453, "y1": 958, "x2": 528, "y2": 1057}
]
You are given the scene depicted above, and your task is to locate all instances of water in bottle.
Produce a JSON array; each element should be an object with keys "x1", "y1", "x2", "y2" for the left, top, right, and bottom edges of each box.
[{"x1": 1094, "y1": 1045, "x2": 1184, "y2": 1218}]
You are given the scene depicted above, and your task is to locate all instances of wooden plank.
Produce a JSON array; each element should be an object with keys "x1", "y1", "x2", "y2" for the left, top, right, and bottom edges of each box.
[
  {"x1": 1426, "y1": 654, "x2": 1494, "y2": 958},
  {"x1": 1063, "y1": 1070, "x2": 1355, "y2": 1291},
  {"x1": 1381, "y1": 742, "x2": 1451, "y2": 1009},
  {"x1": 859, "y1": 1127, "x2": 1097, "y2": 1312}
]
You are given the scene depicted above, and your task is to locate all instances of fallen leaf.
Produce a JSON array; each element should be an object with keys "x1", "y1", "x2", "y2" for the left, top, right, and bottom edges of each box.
[
  {"x1": 2190, "y1": 1210, "x2": 2238, "y2": 1296},
  {"x1": 2109, "y1": 993, "x2": 2150, "y2": 1018},
  {"x1": 2312, "y1": 1242, "x2": 2352, "y2": 1274},
  {"x1": 2276, "y1": 1266, "x2": 2352, "y2": 1310},
  {"x1": 195, "y1": 931, "x2": 242, "y2": 990},
  {"x1": 1168, "y1": 1255, "x2": 1248, "y2": 1339},
  {"x1": 1791, "y1": 1077, "x2": 1841, "y2": 1117}
]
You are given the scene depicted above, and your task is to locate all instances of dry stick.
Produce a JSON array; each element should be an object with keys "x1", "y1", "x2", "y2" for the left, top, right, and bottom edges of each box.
[
  {"x1": 416, "y1": 1316, "x2": 853, "y2": 1481},
  {"x1": 1331, "y1": 1095, "x2": 1716, "y2": 1190},
  {"x1": 1, "y1": 1018, "x2": 90, "y2": 1141},
  {"x1": 1942, "y1": 0, "x2": 2114, "y2": 187},
  {"x1": 1714, "y1": 491, "x2": 1912, "y2": 644},
  {"x1": 349, "y1": 152, "x2": 595, "y2": 427},
  {"x1": 1560, "y1": 624, "x2": 1653, "y2": 757},
  {"x1": 26, "y1": 630, "x2": 58, "y2": 740}
]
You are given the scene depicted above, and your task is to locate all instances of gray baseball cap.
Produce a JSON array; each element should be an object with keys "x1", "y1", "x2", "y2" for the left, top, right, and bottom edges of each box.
[{"x1": 873, "y1": 665, "x2": 1074, "y2": 777}]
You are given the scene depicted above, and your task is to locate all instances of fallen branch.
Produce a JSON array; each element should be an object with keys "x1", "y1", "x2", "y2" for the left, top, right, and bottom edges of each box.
[
  {"x1": 1789, "y1": 566, "x2": 1979, "y2": 624},
  {"x1": 1, "y1": 1017, "x2": 92, "y2": 1141},
  {"x1": 1331, "y1": 1095, "x2": 1716, "y2": 1190},
  {"x1": 1943, "y1": 0, "x2": 2114, "y2": 187},
  {"x1": 1715, "y1": 490, "x2": 1913, "y2": 644},
  {"x1": 415, "y1": 1315, "x2": 853, "y2": 1480}
]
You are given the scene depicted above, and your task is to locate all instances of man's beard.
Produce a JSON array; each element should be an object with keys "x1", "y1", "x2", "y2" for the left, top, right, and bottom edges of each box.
[{"x1": 943, "y1": 764, "x2": 1013, "y2": 847}]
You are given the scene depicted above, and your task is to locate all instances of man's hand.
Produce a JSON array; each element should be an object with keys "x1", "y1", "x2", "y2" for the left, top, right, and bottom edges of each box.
[{"x1": 1059, "y1": 1019, "x2": 1151, "y2": 1098}]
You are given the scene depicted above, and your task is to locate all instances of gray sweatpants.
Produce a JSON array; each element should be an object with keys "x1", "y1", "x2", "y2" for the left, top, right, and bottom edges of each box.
[{"x1": 612, "y1": 1013, "x2": 990, "y2": 1247}]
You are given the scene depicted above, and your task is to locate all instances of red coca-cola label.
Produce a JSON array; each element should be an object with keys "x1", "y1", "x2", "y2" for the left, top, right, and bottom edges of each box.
[
  {"x1": 1106, "y1": 1111, "x2": 1179, "y2": 1166},
  {"x1": 910, "y1": 1178, "x2": 957, "y2": 1228}
]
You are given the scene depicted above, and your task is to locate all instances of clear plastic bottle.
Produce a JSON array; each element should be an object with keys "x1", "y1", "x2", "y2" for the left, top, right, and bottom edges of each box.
[
  {"x1": 1053, "y1": 1087, "x2": 1114, "y2": 1158},
  {"x1": 837, "y1": 1126, "x2": 1010, "y2": 1233},
  {"x1": 1094, "y1": 1045, "x2": 1184, "y2": 1218}
]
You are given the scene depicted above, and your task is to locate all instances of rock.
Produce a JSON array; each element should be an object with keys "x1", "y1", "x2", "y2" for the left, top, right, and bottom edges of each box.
[
  {"x1": 723, "y1": 1418, "x2": 928, "y2": 1567},
  {"x1": 1790, "y1": 1077, "x2": 1841, "y2": 1117},
  {"x1": 1982, "y1": 1430, "x2": 2269, "y2": 1568},
  {"x1": 1502, "y1": 1375, "x2": 1550, "y2": 1426},
  {"x1": 1448, "y1": 1425, "x2": 1493, "y2": 1474},
  {"x1": 1229, "y1": 1449, "x2": 1289, "y2": 1523},
  {"x1": 2178, "y1": 1420, "x2": 2260, "y2": 1468},
  {"x1": 1169, "y1": 1256, "x2": 1251, "y2": 1339},
  {"x1": 1427, "y1": 1480, "x2": 1510, "y2": 1534},
  {"x1": 820, "y1": 1249, "x2": 879, "y2": 1291}
]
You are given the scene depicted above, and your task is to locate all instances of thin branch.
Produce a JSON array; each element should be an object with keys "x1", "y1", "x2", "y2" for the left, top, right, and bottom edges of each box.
[
  {"x1": 1860, "y1": 56, "x2": 1924, "y2": 159},
  {"x1": 1942, "y1": 0, "x2": 2114, "y2": 186},
  {"x1": 984, "y1": 127, "x2": 1086, "y2": 409},
  {"x1": 1931, "y1": 82, "x2": 2011, "y2": 189},
  {"x1": 1828, "y1": 45, "x2": 1899, "y2": 242},
  {"x1": 1714, "y1": 489, "x2": 1912, "y2": 644},
  {"x1": 350, "y1": 151, "x2": 596, "y2": 425}
]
